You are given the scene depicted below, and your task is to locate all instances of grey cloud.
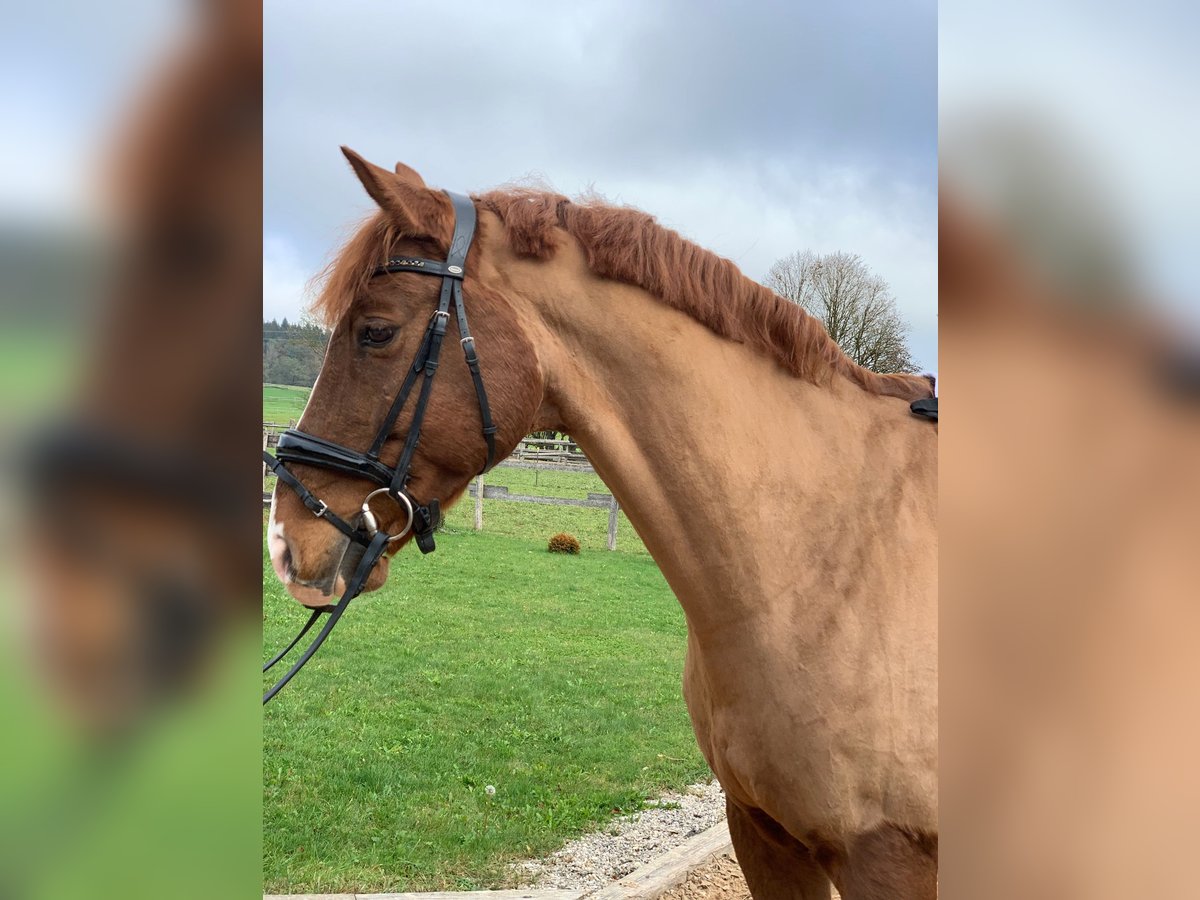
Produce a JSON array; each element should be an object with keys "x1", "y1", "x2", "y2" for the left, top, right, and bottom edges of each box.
[{"x1": 265, "y1": 0, "x2": 936, "y2": 368}]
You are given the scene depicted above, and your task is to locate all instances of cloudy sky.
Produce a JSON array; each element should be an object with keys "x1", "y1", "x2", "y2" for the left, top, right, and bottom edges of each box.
[
  {"x1": 0, "y1": 1, "x2": 183, "y2": 224},
  {"x1": 265, "y1": 0, "x2": 938, "y2": 371},
  {"x1": 940, "y1": 0, "x2": 1198, "y2": 316}
]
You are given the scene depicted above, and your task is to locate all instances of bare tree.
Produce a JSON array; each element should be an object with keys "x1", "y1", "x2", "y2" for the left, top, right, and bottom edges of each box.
[{"x1": 765, "y1": 250, "x2": 918, "y2": 373}]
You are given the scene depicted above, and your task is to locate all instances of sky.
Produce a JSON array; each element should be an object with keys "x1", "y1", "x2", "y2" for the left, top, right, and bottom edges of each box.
[
  {"x1": 0, "y1": 1, "x2": 184, "y2": 224},
  {"x1": 939, "y1": 0, "x2": 1198, "y2": 318},
  {"x1": 264, "y1": 0, "x2": 938, "y2": 371},
  {"x1": 7, "y1": 2, "x2": 1195, "y2": 377}
]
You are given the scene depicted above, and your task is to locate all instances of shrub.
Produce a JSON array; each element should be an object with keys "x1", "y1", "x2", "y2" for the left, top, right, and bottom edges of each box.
[{"x1": 547, "y1": 532, "x2": 581, "y2": 554}]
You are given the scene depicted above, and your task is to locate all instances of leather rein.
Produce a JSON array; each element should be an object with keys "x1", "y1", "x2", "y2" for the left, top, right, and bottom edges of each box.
[{"x1": 262, "y1": 191, "x2": 496, "y2": 704}]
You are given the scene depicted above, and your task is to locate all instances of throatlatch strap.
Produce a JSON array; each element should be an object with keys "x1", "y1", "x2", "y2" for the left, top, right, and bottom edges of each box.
[{"x1": 452, "y1": 278, "x2": 497, "y2": 472}]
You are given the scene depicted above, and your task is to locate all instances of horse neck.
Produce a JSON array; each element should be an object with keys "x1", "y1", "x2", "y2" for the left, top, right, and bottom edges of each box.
[{"x1": 528, "y1": 273, "x2": 933, "y2": 632}]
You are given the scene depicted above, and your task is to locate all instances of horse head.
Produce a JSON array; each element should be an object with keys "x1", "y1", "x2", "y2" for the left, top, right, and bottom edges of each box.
[{"x1": 267, "y1": 150, "x2": 546, "y2": 606}]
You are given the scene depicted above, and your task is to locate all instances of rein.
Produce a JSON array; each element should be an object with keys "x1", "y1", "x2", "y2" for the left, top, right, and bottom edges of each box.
[{"x1": 263, "y1": 190, "x2": 496, "y2": 704}]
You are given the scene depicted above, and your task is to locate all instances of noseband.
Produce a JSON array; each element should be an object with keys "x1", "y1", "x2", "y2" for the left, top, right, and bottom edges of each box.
[{"x1": 262, "y1": 191, "x2": 496, "y2": 704}]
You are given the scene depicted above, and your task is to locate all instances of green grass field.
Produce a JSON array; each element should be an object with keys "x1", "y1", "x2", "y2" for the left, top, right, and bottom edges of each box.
[
  {"x1": 262, "y1": 390, "x2": 706, "y2": 893},
  {"x1": 264, "y1": 383, "x2": 311, "y2": 424},
  {"x1": 443, "y1": 468, "x2": 648, "y2": 556},
  {"x1": 0, "y1": 329, "x2": 84, "y2": 421},
  {"x1": 263, "y1": 529, "x2": 707, "y2": 893}
]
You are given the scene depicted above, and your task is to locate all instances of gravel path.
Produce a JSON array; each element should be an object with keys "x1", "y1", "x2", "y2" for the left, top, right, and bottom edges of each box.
[{"x1": 515, "y1": 780, "x2": 728, "y2": 893}]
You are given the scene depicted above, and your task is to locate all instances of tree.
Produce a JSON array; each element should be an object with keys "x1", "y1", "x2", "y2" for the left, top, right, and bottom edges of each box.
[
  {"x1": 764, "y1": 251, "x2": 918, "y2": 374},
  {"x1": 262, "y1": 317, "x2": 328, "y2": 387}
]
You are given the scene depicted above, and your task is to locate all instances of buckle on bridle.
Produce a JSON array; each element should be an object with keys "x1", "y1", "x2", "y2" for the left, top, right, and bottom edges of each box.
[{"x1": 313, "y1": 500, "x2": 328, "y2": 518}]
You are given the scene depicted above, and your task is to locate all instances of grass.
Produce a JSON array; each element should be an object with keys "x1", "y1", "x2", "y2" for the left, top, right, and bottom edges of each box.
[
  {"x1": 0, "y1": 329, "x2": 84, "y2": 421},
  {"x1": 443, "y1": 468, "x2": 648, "y2": 556},
  {"x1": 263, "y1": 526, "x2": 708, "y2": 893},
  {"x1": 262, "y1": 390, "x2": 704, "y2": 892},
  {"x1": 264, "y1": 383, "x2": 311, "y2": 425}
]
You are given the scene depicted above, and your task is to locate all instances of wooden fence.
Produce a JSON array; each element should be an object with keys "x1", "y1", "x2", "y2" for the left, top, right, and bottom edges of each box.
[
  {"x1": 263, "y1": 423, "x2": 286, "y2": 449},
  {"x1": 505, "y1": 436, "x2": 593, "y2": 469},
  {"x1": 467, "y1": 477, "x2": 621, "y2": 550}
]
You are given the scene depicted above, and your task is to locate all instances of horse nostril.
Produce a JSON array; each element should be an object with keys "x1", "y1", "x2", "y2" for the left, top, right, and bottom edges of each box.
[{"x1": 281, "y1": 545, "x2": 294, "y2": 580}]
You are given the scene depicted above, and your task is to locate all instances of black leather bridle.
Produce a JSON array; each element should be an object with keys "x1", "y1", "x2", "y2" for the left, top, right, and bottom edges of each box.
[{"x1": 262, "y1": 191, "x2": 496, "y2": 704}]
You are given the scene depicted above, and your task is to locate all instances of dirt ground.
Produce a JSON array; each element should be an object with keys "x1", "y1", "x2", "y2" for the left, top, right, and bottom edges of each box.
[
  {"x1": 658, "y1": 853, "x2": 750, "y2": 900},
  {"x1": 656, "y1": 852, "x2": 844, "y2": 899}
]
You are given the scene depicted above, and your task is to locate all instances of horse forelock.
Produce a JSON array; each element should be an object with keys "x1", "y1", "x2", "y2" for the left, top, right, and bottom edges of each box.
[{"x1": 309, "y1": 211, "x2": 451, "y2": 329}]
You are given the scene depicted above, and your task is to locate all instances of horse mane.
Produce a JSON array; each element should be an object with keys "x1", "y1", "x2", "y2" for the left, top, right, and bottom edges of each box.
[
  {"x1": 313, "y1": 189, "x2": 933, "y2": 401},
  {"x1": 480, "y1": 189, "x2": 931, "y2": 400}
]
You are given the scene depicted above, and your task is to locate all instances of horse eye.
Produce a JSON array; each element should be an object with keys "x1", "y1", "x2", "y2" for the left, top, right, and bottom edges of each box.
[{"x1": 363, "y1": 324, "x2": 395, "y2": 346}]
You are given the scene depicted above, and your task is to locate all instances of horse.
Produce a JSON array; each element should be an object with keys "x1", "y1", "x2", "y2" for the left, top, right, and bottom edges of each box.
[
  {"x1": 938, "y1": 187, "x2": 1200, "y2": 899},
  {"x1": 23, "y1": 0, "x2": 263, "y2": 732},
  {"x1": 4, "y1": 5, "x2": 262, "y2": 897},
  {"x1": 267, "y1": 148, "x2": 938, "y2": 899}
]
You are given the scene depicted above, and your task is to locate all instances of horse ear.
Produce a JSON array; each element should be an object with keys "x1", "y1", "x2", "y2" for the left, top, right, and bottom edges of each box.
[
  {"x1": 393, "y1": 161, "x2": 426, "y2": 187},
  {"x1": 340, "y1": 146, "x2": 447, "y2": 237}
]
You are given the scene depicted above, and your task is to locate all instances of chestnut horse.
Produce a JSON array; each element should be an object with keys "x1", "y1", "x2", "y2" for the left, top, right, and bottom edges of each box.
[
  {"x1": 268, "y1": 149, "x2": 938, "y2": 899},
  {"x1": 24, "y1": 0, "x2": 261, "y2": 731}
]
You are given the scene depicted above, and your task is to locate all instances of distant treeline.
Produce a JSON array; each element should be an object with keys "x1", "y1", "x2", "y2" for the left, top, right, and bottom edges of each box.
[{"x1": 264, "y1": 319, "x2": 328, "y2": 387}]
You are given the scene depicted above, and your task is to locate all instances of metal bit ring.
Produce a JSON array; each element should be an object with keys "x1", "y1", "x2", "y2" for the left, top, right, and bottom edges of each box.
[{"x1": 361, "y1": 487, "x2": 415, "y2": 543}]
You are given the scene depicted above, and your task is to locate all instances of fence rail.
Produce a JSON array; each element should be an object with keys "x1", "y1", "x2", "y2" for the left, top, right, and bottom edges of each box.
[
  {"x1": 468, "y1": 477, "x2": 621, "y2": 550},
  {"x1": 263, "y1": 423, "x2": 286, "y2": 448},
  {"x1": 501, "y1": 436, "x2": 594, "y2": 469}
]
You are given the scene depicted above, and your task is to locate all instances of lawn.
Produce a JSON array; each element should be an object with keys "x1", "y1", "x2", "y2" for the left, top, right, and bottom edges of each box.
[
  {"x1": 442, "y1": 468, "x2": 648, "y2": 556},
  {"x1": 263, "y1": 525, "x2": 708, "y2": 894},
  {"x1": 263, "y1": 378, "x2": 700, "y2": 892},
  {"x1": 264, "y1": 383, "x2": 311, "y2": 424},
  {"x1": 0, "y1": 329, "x2": 84, "y2": 421}
]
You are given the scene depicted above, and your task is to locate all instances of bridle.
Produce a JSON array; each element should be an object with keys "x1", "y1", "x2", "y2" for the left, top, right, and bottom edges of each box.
[{"x1": 262, "y1": 191, "x2": 496, "y2": 704}]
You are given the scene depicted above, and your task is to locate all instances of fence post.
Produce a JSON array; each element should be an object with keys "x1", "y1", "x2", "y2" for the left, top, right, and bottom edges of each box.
[
  {"x1": 262, "y1": 430, "x2": 269, "y2": 493},
  {"x1": 474, "y1": 474, "x2": 484, "y2": 531},
  {"x1": 607, "y1": 495, "x2": 619, "y2": 551}
]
